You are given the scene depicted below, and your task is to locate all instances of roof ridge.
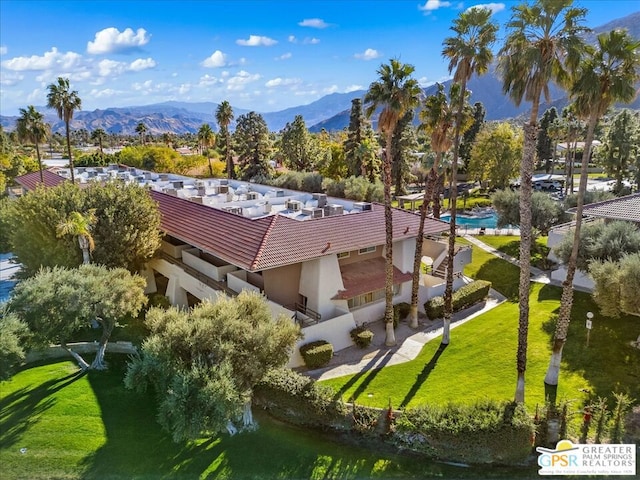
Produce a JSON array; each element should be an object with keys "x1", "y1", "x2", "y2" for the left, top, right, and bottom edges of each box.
[{"x1": 250, "y1": 214, "x2": 280, "y2": 271}]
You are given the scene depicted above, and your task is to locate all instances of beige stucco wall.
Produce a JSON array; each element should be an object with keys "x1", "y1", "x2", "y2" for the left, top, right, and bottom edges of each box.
[
  {"x1": 299, "y1": 255, "x2": 345, "y2": 319},
  {"x1": 337, "y1": 246, "x2": 381, "y2": 266},
  {"x1": 263, "y1": 263, "x2": 302, "y2": 307}
]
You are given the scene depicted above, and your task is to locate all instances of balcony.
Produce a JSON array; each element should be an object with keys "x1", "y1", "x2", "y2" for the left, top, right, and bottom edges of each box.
[
  {"x1": 227, "y1": 270, "x2": 263, "y2": 294},
  {"x1": 182, "y1": 248, "x2": 238, "y2": 282}
]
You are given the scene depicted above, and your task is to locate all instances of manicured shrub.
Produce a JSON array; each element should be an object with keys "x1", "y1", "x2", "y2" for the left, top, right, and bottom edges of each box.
[
  {"x1": 300, "y1": 340, "x2": 333, "y2": 368},
  {"x1": 425, "y1": 280, "x2": 491, "y2": 319},
  {"x1": 350, "y1": 326, "x2": 374, "y2": 349},
  {"x1": 393, "y1": 302, "x2": 411, "y2": 327},
  {"x1": 393, "y1": 400, "x2": 534, "y2": 464},
  {"x1": 254, "y1": 368, "x2": 348, "y2": 428}
]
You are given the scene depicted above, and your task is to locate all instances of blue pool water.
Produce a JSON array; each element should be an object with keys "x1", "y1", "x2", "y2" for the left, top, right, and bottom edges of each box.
[{"x1": 440, "y1": 211, "x2": 499, "y2": 229}]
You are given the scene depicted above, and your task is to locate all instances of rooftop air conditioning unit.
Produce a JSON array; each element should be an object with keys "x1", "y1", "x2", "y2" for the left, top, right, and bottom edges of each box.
[
  {"x1": 190, "y1": 196, "x2": 204, "y2": 204},
  {"x1": 195, "y1": 180, "x2": 205, "y2": 187},
  {"x1": 143, "y1": 172, "x2": 152, "y2": 179},
  {"x1": 172, "y1": 181, "x2": 184, "y2": 189},
  {"x1": 87, "y1": 171, "x2": 97, "y2": 178},
  {"x1": 164, "y1": 188, "x2": 177, "y2": 196},
  {"x1": 222, "y1": 206, "x2": 243, "y2": 215},
  {"x1": 76, "y1": 167, "x2": 86, "y2": 174},
  {"x1": 159, "y1": 173, "x2": 169, "y2": 181},
  {"x1": 95, "y1": 167, "x2": 104, "y2": 173},
  {"x1": 246, "y1": 192, "x2": 259, "y2": 200},
  {"x1": 128, "y1": 167, "x2": 136, "y2": 172},
  {"x1": 286, "y1": 200, "x2": 302, "y2": 211},
  {"x1": 353, "y1": 202, "x2": 373, "y2": 211},
  {"x1": 261, "y1": 202, "x2": 272, "y2": 214},
  {"x1": 218, "y1": 185, "x2": 229, "y2": 194},
  {"x1": 302, "y1": 207, "x2": 324, "y2": 218},
  {"x1": 219, "y1": 179, "x2": 229, "y2": 186},
  {"x1": 275, "y1": 189, "x2": 285, "y2": 197},
  {"x1": 324, "y1": 204, "x2": 344, "y2": 216},
  {"x1": 312, "y1": 193, "x2": 327, "y2": 208}
]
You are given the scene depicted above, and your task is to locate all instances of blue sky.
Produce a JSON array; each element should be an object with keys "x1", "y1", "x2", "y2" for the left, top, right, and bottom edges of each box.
[{"x1": 1, "y1": 0, "x2": 638, "y2": 116}]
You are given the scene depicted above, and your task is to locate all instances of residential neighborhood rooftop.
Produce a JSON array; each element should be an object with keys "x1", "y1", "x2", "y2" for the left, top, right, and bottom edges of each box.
[{"x1": 578, "y1": 192, "x2": 640, "y2": 223}]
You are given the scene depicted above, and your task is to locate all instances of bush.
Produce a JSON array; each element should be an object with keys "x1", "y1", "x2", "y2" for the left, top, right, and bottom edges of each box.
[
  {"x1": 350, "y1": 326, "x2": 374, "y2": 349},
  {"x1": 394, "y1": 400, "x2": 534, "y2": 464},
  {"x1": 425, "y1": 280, "x2": 491, "y2": 319},
  {"x1": 393, "y1": 302, "x2": 411, "y2": 327},
  {"x1": 300, "y1": 340, "x2": 333, "y2": 368},
  {"x1": 254, "y1": 368, "x2": 348, "y2": 428}
]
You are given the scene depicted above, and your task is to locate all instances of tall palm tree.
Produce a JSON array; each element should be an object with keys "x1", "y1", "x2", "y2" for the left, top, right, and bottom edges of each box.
[
  {"x1": 135, "y1": 122, "x2": 148, "y2": 145},
  {"x1": 498, "y1": 0, "x2": 587, "y2": 403},
  {"x1": 364, "y1": 58, "x2": 422, "y2": 346},
  {"x1": 91, "y1": 128, "x2": 107, "y2": 157},
  {"x1": 46, "y1": 77, "x2": 82, "y2": 183},
  {"x1": 57, "y1": 210, "x2": 97, "y2": 265},
  {"x1": 442, "y1": 7, "x2": 498, "y2": 345},
  {"x1": 15, "y1": 105, "x2": 50, "y2": 183},
  {"x1": 545, "y1": 30, "x2": 640, "y2": 386},
  {"x1": 198, "y1": 123, "x2": 216, "y2": 176},
  {"x1": 408, "y1": 84, "x2": 456, "y2": 328},
  {"x1": 215, "y1": 101, "x2": 235, "y2": 179}
]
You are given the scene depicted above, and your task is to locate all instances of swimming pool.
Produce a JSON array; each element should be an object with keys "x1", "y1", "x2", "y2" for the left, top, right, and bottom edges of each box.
[{"x1": 440, "y1": 211, "x2": 499, "y2": 229}]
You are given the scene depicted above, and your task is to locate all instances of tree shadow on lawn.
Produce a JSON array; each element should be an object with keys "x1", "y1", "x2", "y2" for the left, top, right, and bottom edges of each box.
[
  {"x1": 333, "y1": 349, "x2": 394, "y2": 402},
  {"x1": 474, "y1": 257, "x2": 520, "y2": 301},
  {"x1": 399, "y1": 343, "x2": 448, "y2": 409},
  {"x1": 80, "y1": 359, "x2": 428, "y2": 480},
  {"x1": 539, "y1": 290, "x2": 640, "y2": 405},
  {"x1": 0, "y1": 361, "x2": 85, "y2": 450}
]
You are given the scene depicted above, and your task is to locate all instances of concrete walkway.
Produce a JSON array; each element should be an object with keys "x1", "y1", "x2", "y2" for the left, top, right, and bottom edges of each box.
[{"x1": 307, "y1": 285, "x2": 506, "y2": 381}]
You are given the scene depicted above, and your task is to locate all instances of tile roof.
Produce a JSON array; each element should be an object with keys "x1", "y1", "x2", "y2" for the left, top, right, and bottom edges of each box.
[
  {"x1": 580, "y1": 193, "x2": 640, "y2": 223},
  {"x1": 15, "y1": 169, "x2": 450, "y2": 272},
  {"x1": 333, "y1": 257, "x2": 413, "y2": 300},
  {"x1": 14, "y1": 169, "x2": 67, "y2": 191}
]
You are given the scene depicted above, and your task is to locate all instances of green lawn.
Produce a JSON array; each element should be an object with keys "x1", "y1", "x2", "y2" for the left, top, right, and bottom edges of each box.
[
  {"x1": 0, "y1": 359, "x2": 534, "y2": 479},
  {"x1": 322, "y1": 246, "x2": 640, "y2": 414},
  {"x1": 473, "y1": 235, "x2": 553, "y2": 271}
]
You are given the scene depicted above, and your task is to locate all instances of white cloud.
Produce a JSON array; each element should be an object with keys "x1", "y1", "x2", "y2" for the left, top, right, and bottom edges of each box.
[
  {"x1": 87, "y1": 27, "x2": 150, "y2": 54},
  {"x1": 354, "y1": 48, "x2": 381, "y2": 60},
  {"x1": 323, "y1": 85, "x2": 339, "y2": 94},
  {"x1": 227, "y1": 70, "x2": 261, "y2": 90},
  {"x1": 303, "y1": 37, "x2": 320, "y2": 45},
  {"x1": 265, "y1": 77, "x2": 301, "y2": 87},
  {"x1": 129, "y1": 57, "x2": 156, "y2": 71},
  {"x1": 419, "y1": 0, "x2": 451, "y2": 12},
  {"x1": 288, "y1": 35, "x2": 297, "y2": 43},
  {"x1": 198, "y1": 74, "x2": 223, "y2": 86},
  {"x1": 236, "y1": 35, "x2": 277, "y2": 47},
  {"x1": 275, "y1": 52, "x2": 292, "y2": 61},
  {"x1": 0, "y1": 70, "x2": 23, "y2": 86},
  {"x1": 344, "y1": 84, "x2": 363, "y2": 93},
  {"x1": 466, "y1": 2, "x2": 505, "y2": 14},
  {"x1": 88, "y1": 87, "x2": 120, "y2": 98},
  {"x1": 98, "y1": 59, "x2": 126, "y2": 77},
  {"x1": 0, "y1": 46, "x2": 7, "y2": 55},
  {"x1": 298, "y1": 18, "x2": 329, "y2": 29},
  {"x1": 132, "y1": 79, "x2": 153, "y2": 91},
  {"x1": 201, "y1": 50, "x2": 227, "y2": 68},
  {"x1": 2, "y1": 47, "x2": 82, "y2": 71}
]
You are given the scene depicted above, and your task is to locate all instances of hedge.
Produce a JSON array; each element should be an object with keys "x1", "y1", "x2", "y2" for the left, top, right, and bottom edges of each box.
[
  {"x1": 299, "y1": 340, "x2": 333, "y2": 368},
  {"x1": 393, "y1": 400, "x2": 534, "y2": 464},
  {"x1": 425, "y1": 280, "x2": 491, "y2": 319},
  {"x1": 350, "y1": 326, "x2": 374, "y2": 349}
]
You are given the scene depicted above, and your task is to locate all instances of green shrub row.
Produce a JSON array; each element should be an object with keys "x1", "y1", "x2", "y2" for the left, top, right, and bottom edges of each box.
[
  {"x1": 300, "y1": 340, "x2": 333, "y2": 368},
  {"x1": 425, "y1": 280, "x2": 491, "y2": 319},
  {"x1": 350, "y1": 326, "x2": 374, "y2": 349},
  {"x1": 254, "y1": 368, "x2": 348, "y2": 429},
  {"x1": 393, "y1": 400, "x2": 534, "y2": 464}
]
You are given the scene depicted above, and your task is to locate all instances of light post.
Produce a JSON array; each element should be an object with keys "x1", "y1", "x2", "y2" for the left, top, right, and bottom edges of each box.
[{"x1": 586, "y1": 311, "x2": 594, "y2": 347}]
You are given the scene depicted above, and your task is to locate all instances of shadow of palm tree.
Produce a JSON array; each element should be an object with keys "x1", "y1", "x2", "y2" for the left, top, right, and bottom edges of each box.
[
  {"x1": 399, "y1": 343, "x2": 448, "y2": 409},
  {"x1": 333, "y1": 349, "x2": 393, "y2": 400},
  {"x1": 348, "y1": 350, "x2": 395, "y2": 403},
  {"x1": 475, "y1": 258, "x2": 520, "y2": 301}
]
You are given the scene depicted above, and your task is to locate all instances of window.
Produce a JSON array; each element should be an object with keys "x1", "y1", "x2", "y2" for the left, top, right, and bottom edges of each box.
[
  {"x1": 347, "y1": 285, "x2": 400, "y2": 309},
  {"x1": 337, "y1": 251, "x2": 350, "y2": 259},
  {"x1": 358, "y1": 246, "x2": 376, "y2": 255}
]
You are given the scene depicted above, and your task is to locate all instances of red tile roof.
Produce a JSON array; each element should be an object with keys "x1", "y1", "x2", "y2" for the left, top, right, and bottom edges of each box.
[
  {"x1": 579, "y1": 193, "x2": 640, "y2": 223},
  {"x1": 14, "y1": 169, "x2": 67, "y2": 191},
  {"x1": 333, "y1": 257, "x2": 412, "y2": 300},
  {"x1": 16, "y1": 169, "x2": 450, "y2": 272}
]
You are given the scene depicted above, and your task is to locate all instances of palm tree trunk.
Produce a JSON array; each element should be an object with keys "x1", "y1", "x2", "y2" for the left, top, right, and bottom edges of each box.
[
  {"x1": 383, "y1": 132, "x2": 396, "y2": 346},
  {"x1": 79, "y1": 236, "x2": 91, "y2": 264},
  {"x1": 544, "y1": 114, "x2": 597, "y2": 386},
  {"x1": 409, "y1": 161, "x2": 440, "y2": 328},
  {"x1": 65, "y1": 119, "x2": 75, "y2": 183},
  {"x1": 35, "y1": 141, "x2": 44, "y2": 183},
  {"x1": 433, "y1": 174, "x2": 444, "y2": 218}
]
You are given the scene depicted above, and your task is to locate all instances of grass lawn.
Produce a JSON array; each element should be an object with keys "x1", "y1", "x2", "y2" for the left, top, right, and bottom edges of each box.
[
  {"x1": 473, "y1": 235, "x2": 553, "y2": 271},
  {"x1": 0, "y1": 359, "x2": 534, "y2": 479},
  {"x1": 322, "y1": 244, "x2": 640, "y2": 415}
]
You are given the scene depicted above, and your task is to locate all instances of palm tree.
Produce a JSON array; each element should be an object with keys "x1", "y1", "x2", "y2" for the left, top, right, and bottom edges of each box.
[
  {"x1": 135, "y1": 122, "x2": 148, "y2": 145},
  {"x1": 91, "y1": 128, "x2": 107, "y2": 157},
  {"x1": 198, "y1": 123, "x2": 216, "y2": 176},
  {"x1": 545, "y1": 30, "x2": 640, "y2": 386},
  {"x1": 498, "y1": 0, "x2": 587, "y2": 403},
  {"x1": 15, "y1": 105, "x2": 50, "y2": 183},
  {"x1": 442, "y1": 7, "x2": 498, "y2": 346},
  {"x1": 364, "y1": 58, "x2": 422, "y2": 346},
  {"x1": 57, "y1": 210, "x2": 97, "y2": 265},
  {"x1": 46, "y1": 77, "x2": 82, "y2": 183},
  {"x1": 408, "y1": 84, "x2": 456, "y2": 328},
  {"x1": 215, "y1": 101, "x2": 235, "y2": 179}
]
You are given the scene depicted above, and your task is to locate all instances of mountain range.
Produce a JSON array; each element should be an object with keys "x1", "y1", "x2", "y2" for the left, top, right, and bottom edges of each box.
[{"x1": 1, "y1": 12, "x2": 638, "y2": 136}]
